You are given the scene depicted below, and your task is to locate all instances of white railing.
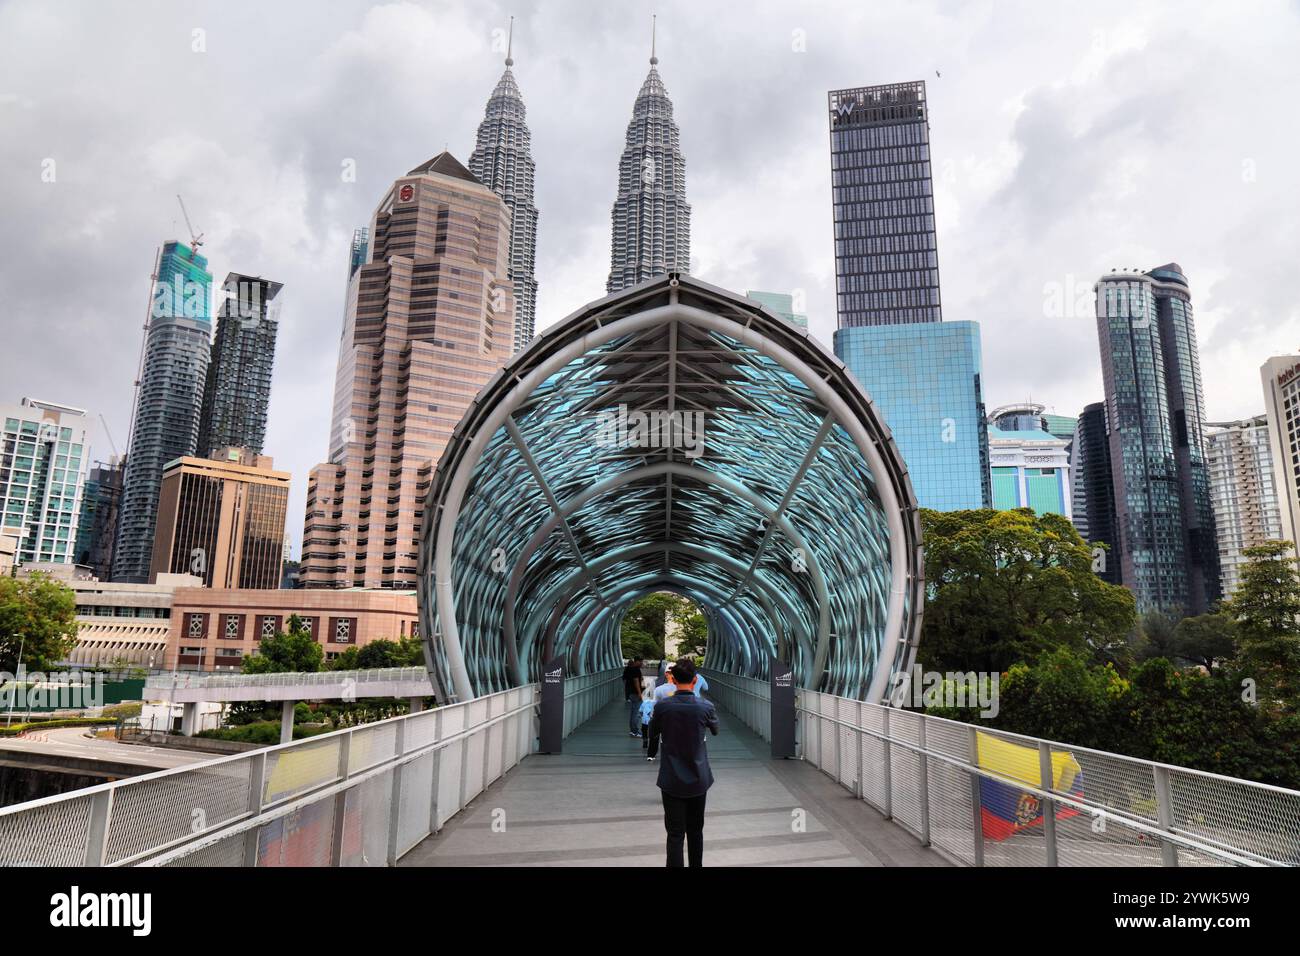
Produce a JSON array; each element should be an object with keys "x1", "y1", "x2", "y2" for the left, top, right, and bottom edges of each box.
[
  {"x1": 703, "y1": 670, "x2": 1300, "y2": 867},
  {"x1": 144, "y1": 667, "x2": 430, "y2": 691},
  {"x1": 0, "y1": 669, "x2": 622, "y2": 867}
]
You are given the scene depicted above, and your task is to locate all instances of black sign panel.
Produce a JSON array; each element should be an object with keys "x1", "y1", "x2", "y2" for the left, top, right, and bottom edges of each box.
[
  {"x1": 771, "y1": 658, "x2": 796, "y2": 759},
  {"x1": 539, "y1": 656, "x2": 565, "y2": 753}
]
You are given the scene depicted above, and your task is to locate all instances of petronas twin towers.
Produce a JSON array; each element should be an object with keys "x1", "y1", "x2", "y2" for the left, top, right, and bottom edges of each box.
[{"x1": 469, "y1": 19, "x2": 690, "y2": 348}]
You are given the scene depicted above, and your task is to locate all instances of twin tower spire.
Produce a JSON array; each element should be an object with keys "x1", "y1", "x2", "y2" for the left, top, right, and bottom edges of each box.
[{"x1": 468, "y1": 16, "x2": 691, "y2": 350}]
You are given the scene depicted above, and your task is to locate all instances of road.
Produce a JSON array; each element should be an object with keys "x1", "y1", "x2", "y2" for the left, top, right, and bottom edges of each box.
[{"x1": 0, "y1": 726, "x2": 211, "y2": 772}]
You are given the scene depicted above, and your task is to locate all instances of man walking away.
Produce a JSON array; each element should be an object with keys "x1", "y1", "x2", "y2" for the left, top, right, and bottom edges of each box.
[
  {"x1": 623, "y1": 658, "x2": 644, "y2": 737},
  {"x1": 648, "y1": 658, "x2": 719, "y2": 867}
]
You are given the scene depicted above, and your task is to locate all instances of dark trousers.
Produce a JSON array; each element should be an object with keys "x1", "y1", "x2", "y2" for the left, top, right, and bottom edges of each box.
[
  {"x1": 661, "y1": 791, "x2": 707, "y2": 867},
  {"x1": 626, "y1": 694, "x2": 641, "y2": 732},
  {"x1": 641, "y1": 724, "x2": 649, "y2": 748}
]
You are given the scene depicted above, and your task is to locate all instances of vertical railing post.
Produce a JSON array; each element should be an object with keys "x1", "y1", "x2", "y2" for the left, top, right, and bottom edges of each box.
[
  {"x1": 243, "y1": 751, "x2": 267, "y2": 866},
  {"x1": 386, "y1": 719, "x2": 407, "y2": 865},
  {"x1": 881, "y1": 705, "x2": 892, "y2": 820},
  {"x1": 854, "y1": 700, "x2": 864, "y2": 799},
  {"x1": 1038, "y1": 741, "x2": 1059, "y2": 867},
  {"x1": 1154, "y1": 765, "x2": 1179, "y2": 867},
  {"x1": 329, "y1": 730, "x2": 353, "y2": 866},
  {"x1": 428, "y1": 709, "x2": 443, "y2": 837},
  {"x1": 84, "y1": 788, "x2": 114, "y2": 866},
  {"x1": 968, "y1": 724, "x2": 984, "y2": 866},
  {"x1": 917, "y1": 714, "x2": 931, "y2": 846}
]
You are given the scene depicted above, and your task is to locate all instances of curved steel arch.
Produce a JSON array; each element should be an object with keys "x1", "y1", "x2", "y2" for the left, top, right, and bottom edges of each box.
[{"x1": 418, "y1": 274, "x2": 924, "y2": 703}]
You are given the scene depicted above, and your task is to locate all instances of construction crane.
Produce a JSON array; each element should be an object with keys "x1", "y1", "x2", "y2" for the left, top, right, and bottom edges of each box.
[{"x1": 175, "y1": 194, "x2": 204, "y2": 253}]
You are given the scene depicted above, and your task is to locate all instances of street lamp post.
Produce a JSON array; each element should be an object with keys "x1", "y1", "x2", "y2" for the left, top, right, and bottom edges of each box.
[{"x1": 5, "y1": 634, "x2": 26, "y2": 728}]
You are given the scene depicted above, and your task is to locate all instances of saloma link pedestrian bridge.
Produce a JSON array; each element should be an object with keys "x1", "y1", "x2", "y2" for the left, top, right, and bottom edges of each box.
[{"x1": 2, "y1": 276, "x2": 1299, "y2": 867}]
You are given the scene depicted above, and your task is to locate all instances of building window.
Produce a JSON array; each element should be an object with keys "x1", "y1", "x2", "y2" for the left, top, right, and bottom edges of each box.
[
  {"x1": 261, "y1": 616, "x2": 278, "y2": 638},
  {"x1": 225, "y1": 615, "x2": 240, "y2": 639},
  {"x1": 334, "y1": 618, "x2": 353, "y2": 644},
  {"x1": 187, "y1": 613, "x2": 205, "y2": 639}
]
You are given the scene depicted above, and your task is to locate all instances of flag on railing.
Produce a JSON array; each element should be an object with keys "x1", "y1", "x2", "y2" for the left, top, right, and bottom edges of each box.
[{"x1": 976, "y1": 731, "x2": 1083, "y2": 841}]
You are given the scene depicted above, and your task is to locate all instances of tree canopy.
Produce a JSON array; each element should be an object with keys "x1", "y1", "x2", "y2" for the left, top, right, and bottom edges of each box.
[
  {"x1": 918, "y1": 508, "x2": 1136, "y2": 673},
  {"x1": 0, "y1": 573, "x2": 79, "y2": 672}
]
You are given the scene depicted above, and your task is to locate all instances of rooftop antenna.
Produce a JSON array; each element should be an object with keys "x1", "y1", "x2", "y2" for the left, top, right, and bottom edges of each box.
[
  {"x1": 175, "y1": 194, "x2": 204, "y2": 254},
  {"x1": 505, "y1": 15, "x2": 514, "y2": 67},
  {"x1": 650, "y1": 13, "x2": 657, "y2": 66}
]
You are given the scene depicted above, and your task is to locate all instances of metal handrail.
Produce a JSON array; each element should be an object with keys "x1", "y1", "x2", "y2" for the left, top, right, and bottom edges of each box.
[{"x1": 702, "y1": 669, "x2": 1300, "y2": 868}]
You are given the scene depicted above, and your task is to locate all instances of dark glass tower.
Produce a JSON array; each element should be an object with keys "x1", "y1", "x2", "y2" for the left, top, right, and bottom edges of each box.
[
  {"x1": 75, "y1": 459, "x2": 124, "y2": 579},
  {"x1": 1072, "y1": 401, "x2": 1121, "y2": 586},
  {"x1": 113, "y1": 240, "x2": 212, "y2": 583},
  {"x1": 829, "y1": 81, "x2": 941, "y2": 327},
  {"x1": 1150, "y1": 263, "x2": 1221, "y2": 611},
  {"x1": 1093, "y1": 265, "x2": 1219, "y2": 615},
  {"x1": 196, "y1": 273, "x2": 283, "y2": 458}
]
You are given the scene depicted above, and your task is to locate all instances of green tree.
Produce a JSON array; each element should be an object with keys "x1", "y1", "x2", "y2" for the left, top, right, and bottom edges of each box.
[
  {"x1": 668, "y1": 601, "x2": 708, "y2": 659},
  {"x1": 0, "y1": 572, "x2": 80, "y2": 671},
  {"x1": 1171, "y1": 612, "x2": 1238, "y2": 671},
  {"x1": 1223, "y1": 540, "x2": 1300, "y2": 707},
  {"x1": 620, "y1": 593, "x2": 673, "y2": 660},
  {"x1": 918, "y1": 508, "x2": 1137, "y2": 673},
  {"x1": 328, "y1": 647, "x2": 360, "y2": 671},
  {"x1": 243, "y1": 617, "x2": 323, "y2": 674}
]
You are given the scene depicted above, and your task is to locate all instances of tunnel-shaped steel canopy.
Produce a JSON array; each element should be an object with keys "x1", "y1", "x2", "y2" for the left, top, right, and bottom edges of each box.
[{"x1": 418, "y1": 275, "x2": 923, "y2": 703}]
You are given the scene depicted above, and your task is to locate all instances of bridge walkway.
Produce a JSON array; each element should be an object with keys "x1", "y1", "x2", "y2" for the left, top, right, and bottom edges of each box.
[{"x1": 400, "y1": 696, "x2": 947, "y2": 867}]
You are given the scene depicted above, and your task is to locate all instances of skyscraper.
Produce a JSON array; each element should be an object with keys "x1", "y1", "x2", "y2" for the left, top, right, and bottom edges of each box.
[
  {"x1": 113, "y1": 241, "x2": 212, "y2": 583},
  {"x1": 1260, "y1": 355, "x2": 1300, "y2": 553},
  {"x1": 1205, "y1": 416, "x2": 1282, "y2": 597},
  {"x1": 150, "y1": 447, "x2": 290, "y2": 590},
  {"x1": 829, "y1": 81, "x2": 941, "y2": 327},
  {"x1": 606, "y1": 25, "x2": 690, "y2": 293},
  {"x1": 469, "y1": 20, "x2": 539, "y2": 353},
  {"x1": 829, "y1": 79, "x2": 988, "y2": 510},
  {"x1": 196, "y1": 273, "x2": 283, "y2": 458},
  {"x1": 1073, "y1": 401, "x2": 1120, "y2": 584},
  {"x1": 75, "y1": 458, "x2": 123, "y2": 579},
  {"x1": 1093, "y1": 265, "x2": 1219, "y2": 616},
  {"x1": 0, "y1": 398, "x2": 89, "y2": 566},
  {"x1": 300, "y1": 152, "x2": 514, "y2": 590},
  {"x1": 835, "y1": 322, "x2": 990, "y2": 510}
]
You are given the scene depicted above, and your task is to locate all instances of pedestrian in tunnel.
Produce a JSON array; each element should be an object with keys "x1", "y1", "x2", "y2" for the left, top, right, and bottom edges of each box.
[
  {"x1": 623, "y1": 658, "x2": 644, "y2": 737},
  {"x1": 639, "y1": 684, "x2": 656, "y2": 753},
  {"x1": 648, "y1": 657, "x2": 719, "y2": 867}
]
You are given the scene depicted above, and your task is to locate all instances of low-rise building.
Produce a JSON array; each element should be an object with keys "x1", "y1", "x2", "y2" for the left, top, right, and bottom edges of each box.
[
  {"x1": 58, "y1": 573, "x2": 203, "y2": 668},
  {"x1": 165, "y1": 588, "x2": 419, "y2": 672}
]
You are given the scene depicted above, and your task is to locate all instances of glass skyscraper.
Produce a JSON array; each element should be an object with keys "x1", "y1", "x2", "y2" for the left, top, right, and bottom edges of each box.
[
  {"x1": 606, "y1": 40, "x2": 690, "y2": 293},
  {"x1": 834, "y1": 322, "x2": 990, "y2": 510},
  {"x1": 829, "y1": 81, "x2": 941, "y2": 327},
  {"x1": 197, "y1": 273, "x2": 282, "y2": 458},
  {"x1": 829, "y1": 79, "x2": 988, "y2": 511},
  {"x1": 113, "y1": 240, "x2": 212, "y2": 583},
  {"x1": 747, "y1": 290, "x2": 808, "y2": 329},
  {"x1": 469, "y1": 28, "x2": 540, "y2": 353},
  {"x1": 1094, "y1": 264, "x2": 1220, "y2": 615},
  {"x1": 1072, "y1": 401, "x2": 1121, "y2": 585}
]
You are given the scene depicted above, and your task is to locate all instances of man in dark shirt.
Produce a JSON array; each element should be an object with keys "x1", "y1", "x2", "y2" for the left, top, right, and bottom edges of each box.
[
  {"x1": 622, "y1": 659, "x2": 644, "y2": 736},
  {"x1": 648, "y1": 658, "x2": 720, "y2": 867}
]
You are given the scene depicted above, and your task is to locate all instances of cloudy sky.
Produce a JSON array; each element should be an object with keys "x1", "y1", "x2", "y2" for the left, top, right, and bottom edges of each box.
[{"x1": 2, "y1": 0, "x2": 1298, "y2": 557}]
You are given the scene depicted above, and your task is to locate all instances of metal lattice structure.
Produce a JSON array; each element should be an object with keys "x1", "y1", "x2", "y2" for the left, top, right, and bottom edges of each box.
[{"x1": 418, "y1": 274, "x2": 924, "y2": 704}]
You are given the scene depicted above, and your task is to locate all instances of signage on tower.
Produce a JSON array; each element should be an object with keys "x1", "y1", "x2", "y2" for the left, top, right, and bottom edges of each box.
[{"x1": 398, "y1": 183, "x2": 414, "y2": 202}]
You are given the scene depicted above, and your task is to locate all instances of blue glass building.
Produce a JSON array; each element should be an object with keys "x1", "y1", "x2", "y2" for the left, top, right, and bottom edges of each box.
[{"x1": 834, "y1": 322, "x2": 991, "y2": 511}]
